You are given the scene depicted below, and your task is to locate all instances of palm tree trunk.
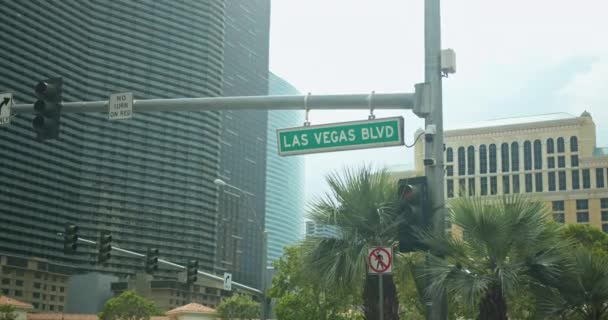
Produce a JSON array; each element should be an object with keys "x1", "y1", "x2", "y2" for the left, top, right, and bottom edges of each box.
[
  {"x1": 363, "y1": 274, "x2": 399, "y2": 320},
  {"x1": 478, "y1": 286, "x2": 508, "y2": 320}
]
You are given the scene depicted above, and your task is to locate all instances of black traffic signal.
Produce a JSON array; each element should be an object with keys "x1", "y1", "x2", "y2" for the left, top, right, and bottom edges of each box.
[
  {"x1": 145, "y1": 248, "x2": 159, "y2": 274},
  {"x1": 397, "y1": 176, "x2": 431, "y2": 252},
  {"x1": 63, "y1": 224, "x2": 79, "y2": 253},
  {"x1": 32, "y1": 78, "x2": 63, "y2": 140},
  {"x1": 186, "y1": 260, "x2": 198, "y2": 284},
  {"x1": 97, "y1": 232, "x2": 112, "y2": 264}
]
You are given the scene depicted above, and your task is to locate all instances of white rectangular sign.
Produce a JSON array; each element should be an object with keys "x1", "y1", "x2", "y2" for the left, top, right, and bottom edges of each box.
[
  {"x1": 109, "y1": 92, "x2": 133, "y2": 120},
  {"x1": 223, "y1": 272, "x2": 232, "y2": 291},
  {"x1": 0, "y1": 92, "x2": 13, "y2": 126},
  {"x1": 368, "y1": 247, "x2": 393, "y2": 274}
]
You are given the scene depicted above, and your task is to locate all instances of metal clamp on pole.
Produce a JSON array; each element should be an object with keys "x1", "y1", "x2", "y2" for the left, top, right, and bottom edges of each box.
[
  {"x1": 303, "y1": 92, "x2": 311, "y2": 126},
  {"x1": 368, "y1": 90, "x2": 376, "y2": 120}
]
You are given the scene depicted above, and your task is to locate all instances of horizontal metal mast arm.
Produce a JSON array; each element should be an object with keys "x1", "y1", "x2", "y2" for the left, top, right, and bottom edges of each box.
[{"x1": 13, "y1": 92, "x2": 414, "y2": 114}]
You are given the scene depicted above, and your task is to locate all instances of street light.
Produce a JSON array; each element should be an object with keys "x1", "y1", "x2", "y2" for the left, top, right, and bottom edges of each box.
[{"x1": 214, "y1": 178, "x2": 269, "y2": 320}]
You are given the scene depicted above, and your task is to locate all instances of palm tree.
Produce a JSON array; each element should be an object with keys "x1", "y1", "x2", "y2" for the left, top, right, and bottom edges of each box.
[
  {"x1": 536, "y1": 247, "x2": 608, "y2": 320},
  {"x1": 301, "y1": 166, "x2": 402, "y2": 320},
  {"x1": 422, "y1": 196, "x2": 568, "y2": 320}
]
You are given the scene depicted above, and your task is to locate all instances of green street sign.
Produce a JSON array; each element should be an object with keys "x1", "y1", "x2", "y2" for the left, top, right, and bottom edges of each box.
[{"x1": 277, "y1": 117, "x2": 404, "y2": 156}]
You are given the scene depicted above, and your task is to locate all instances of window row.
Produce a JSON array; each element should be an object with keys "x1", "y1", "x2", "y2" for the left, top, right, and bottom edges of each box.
[
  {"x1": 552, "y1": 198, "x2": 608, "y2": 226},
  {"x1": 445, "y1": 136, "x2": 579, "y2": 176},
  {"x1": 447, "y1": 168, "x2": 608, "y2": 197}
]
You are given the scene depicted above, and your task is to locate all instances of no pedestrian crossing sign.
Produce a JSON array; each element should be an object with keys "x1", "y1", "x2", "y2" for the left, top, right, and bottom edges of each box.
[
  {"x1": 276, "y1": 116, "x2": 404, "y2": 156},
  {"x1": 368, "y1": 247, "x2": 393, "y2": 274}
]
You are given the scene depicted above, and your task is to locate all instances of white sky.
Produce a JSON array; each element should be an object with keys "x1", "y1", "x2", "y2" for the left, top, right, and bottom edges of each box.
[{"x1": 268, "y1": 0, "x2": 608, "y2": 204}]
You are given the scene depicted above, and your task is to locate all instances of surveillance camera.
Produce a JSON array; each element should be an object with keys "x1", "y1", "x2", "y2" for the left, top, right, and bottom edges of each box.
[
  {"x1": 423, "y1": 158, "x2": 435, "y2": 166},
  {"x1": 425, "y1": 124, "x2": 437, "y2": 142}
]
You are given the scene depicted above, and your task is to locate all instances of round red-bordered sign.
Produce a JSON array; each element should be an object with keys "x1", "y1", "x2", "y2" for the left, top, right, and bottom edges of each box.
[{"x1": 368, "y1": 247, "x2": 392, "y2": 273}]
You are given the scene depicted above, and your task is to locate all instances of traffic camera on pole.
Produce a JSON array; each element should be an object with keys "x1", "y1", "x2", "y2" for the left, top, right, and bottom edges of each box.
[
  {"x1": 145, "y1": 248, "x2": 159, "y2": 274},
  {"x1": 63, "y1": 224, "x2": 78, "y2": 253},
  {"x1": 32, "y1": 78, "x2": 63, "y2": 140},
  {"x1": 97, "y1": 232, "x2": 112, "y2": 264},
  {"x1": 186, "y1": 260, "x2": 198, "y2": 284},
  {"x1": 397, "y1": 176, "x2": 431, "y2": 252}
]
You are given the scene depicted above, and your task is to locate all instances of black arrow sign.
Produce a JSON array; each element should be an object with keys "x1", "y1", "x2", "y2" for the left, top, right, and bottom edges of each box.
[{"x1": 0, "y1": 97, "x2": 9, "y2": 112}]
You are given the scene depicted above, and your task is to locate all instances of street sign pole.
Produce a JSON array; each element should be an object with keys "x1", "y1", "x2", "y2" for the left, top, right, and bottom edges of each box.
[
  {"x1": 379, "y1": 274, "x2": 384, "y2": 320},
  {"x1": 424, "y1": 0, "x2": 447, "y2": 319}
]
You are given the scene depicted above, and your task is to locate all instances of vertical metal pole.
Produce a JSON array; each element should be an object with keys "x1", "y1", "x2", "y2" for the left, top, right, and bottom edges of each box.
[
  {"x1": 261, "y1": 231, "x2": 268, "y2": 320},
  {"x1": 379, "y1": 274, "x2": 384, "y2": 320},
  {"x1": 425, "y1": 0, "x2": 447, "y2": 319}
]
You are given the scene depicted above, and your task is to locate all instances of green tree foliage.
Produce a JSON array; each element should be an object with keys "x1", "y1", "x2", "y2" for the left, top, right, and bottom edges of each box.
[
  {"x1": 98, "y1": 291, "x2": 161, "y2": 320},
  {"x1": 216, "y1": 294, "x2": 260, "y2": 320},
  {"x1": 269, "y1": 246, "x2": 361, "y2": 320},
  {"x1": 423, "y1": 196, "x2": 569, "y2": 320},
  {"x1": 301, "y1": 166, "x2": 402, "y2": 320},
  {"x1": 534, "y1": 224, "x2": 608, "y2": 319},
  {"x1": 0, "y1": 304, "x2": 17, "y2": 320}
]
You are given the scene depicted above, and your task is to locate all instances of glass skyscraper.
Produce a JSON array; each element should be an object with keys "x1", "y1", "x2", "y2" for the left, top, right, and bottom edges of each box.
[
  {"x1": 0, "y1": 0, "x2": 237, "y2": 279},
  {"x1": 265, "y1": 72, "x2": 305, "y2": 263}
]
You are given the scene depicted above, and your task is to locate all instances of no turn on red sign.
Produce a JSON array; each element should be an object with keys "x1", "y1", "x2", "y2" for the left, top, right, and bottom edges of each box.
[{"x1": 368, "y1": 247, "x2": 393, "y2": 274}]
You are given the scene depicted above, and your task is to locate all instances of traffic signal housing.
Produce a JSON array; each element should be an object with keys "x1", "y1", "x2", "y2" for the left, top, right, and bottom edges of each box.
[
  {"x1": 32, "y1": 78, "x2": 63, "y2": 140},
  {"x1": 63, "y1": 224, "x2": 79, "y2": 253},
  {"x1": 145, "y1": 248, "x2": 159, "y2": 274},
  {"x1": 397, "y1": 176, "x2": 431, "y2": 252},
  {"x1": 97, "y1": 232, "x2": 112, "y2": 264},
  {"x1": 186, "y1": 260, "x2": 198, "y2": 284}
]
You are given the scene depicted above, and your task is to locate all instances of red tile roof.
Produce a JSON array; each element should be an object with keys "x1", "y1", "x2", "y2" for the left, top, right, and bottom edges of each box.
[
  {"x1": 166, "y1": 303, "x2": 216, "y2": 315},
  {"x1": 28, "y1": 315, "x2": 170, "y2": 320},
  {"x1": 0, "y1": 296, "x2": 33, "y2": 309}
]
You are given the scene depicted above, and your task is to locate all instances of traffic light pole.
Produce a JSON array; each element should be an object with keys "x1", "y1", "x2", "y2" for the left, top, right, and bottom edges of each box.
[
  {"x1": 70, "y1": 235, "x2": 262, "y2": 295},
  {"x1": 424, "y1": 0, "x2": 447, "y2": 319}
]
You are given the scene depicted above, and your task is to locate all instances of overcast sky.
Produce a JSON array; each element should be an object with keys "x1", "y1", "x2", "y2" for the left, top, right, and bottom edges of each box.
[{"x1": 268, "y1": 0, "x2": 608, "y2": 205}]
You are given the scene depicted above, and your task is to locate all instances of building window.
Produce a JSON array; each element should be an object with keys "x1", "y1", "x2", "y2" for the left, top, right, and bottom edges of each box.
[
  {"x1": 577, "y1": 212, "x2": 589, "y2": 223},
  {"x1": 1, "y1": 279, "x2": 8, "y2": 285},
  {"x1": 511, "y1": 142, "x2": 519, "y2": 171},
  {"x1": 501, "y1": 143, "x2": 509, "y2": 172},
  {"x1": 502, "y1": 176, "x2": 510, "y2": 194},
  {"x1": 489, "y1": 144, "x2": 497, "y2": 173},
  {"x1": 553, "y1": 200, "x2": 565, "y2": 211},
  {"x1": 558, "y1": 171, "x2": 566, "y2": 190},
  {"x1": 59, "y1": 287, "x2": 64, "y2": 293},
  {"x1": 557, "y1": 137, "x2": 565, "y2": 153},
  {"x1": 467, "y1": 146, "x2": 475, "y2": 175},
  {"x1": 447, "y1": 180, "x2": 454, "y2": 198},
  {"x1": 446, "y1": 147, "x2": 453, "y2": 162},
  {"x1": 490, "y1": 176, "x2": 498, "y2": 195},
  {"x1": 524, "y1": 141, "x2": 532, "y2": 170},
  {"x1": 602, "y1": 199, "x2": 608, "y2": 225},
  {"x1": 577, "y1": 199, "x2": 589, "y2": 210},
  {"x1": 548, "y1": 157, "x2": 555, "y2": 169},
  {"x1": 572, "y1": 170, "x2": 580, "y2": 190},
  {"x1": 582, "y1": 169, "x2": 591, "y2": 189},
  {"x1": 525, "y1": 174, "x2": 533, "y2": 193},
  {"x1": 446, "y1": 165, "x2": 454, "y2": 177},
  {"x1": 597, "y1": 168, "x2": 605, "y2": 188},
  {"x1": 534, "y1": 140, "x2": 542, "y2": 169},
  {"x1": 548, "y1": 172, "x2": 556, "y2": 191},
  {"x1": 535, "y1": 173, "x2": 543, "y2": 192},
  {"x1": 554, "y1": 214, "x2": 565, "y2": 223},
  {"x1": 481, "y1": 177, "x2": 488, "y2": 196},
  {"x1": 570, "y1": 136, "x2": 578, "y2": 152},
  {"x1": 15, "y1": 280, "x2": 23, "y2": 287},
  {"x1": 34, "y1": 273, "x2": 41, "y2": 279},
  {"x1": 558, "y1": 156, "x2": 566, "y2": 168},
  {"x1": 33, "y1": 292, "x2": 40, "y2": 299},
  {"x1": 480, "y1": 145, "x2": 487, "y2": 174},
  {"x1": 571, "y1": 155, "x2": 579, "y2": 168},
  {"x1": 468, "y1": 178, "x2": 475, "y2": 196},
  {"x1": 14, "y1": 290, "x2": 22, "y2": 297},
  {"x1": 458, "y1": 147, "x2": 465, "y2": 176},
  {"x1": 547, "y1": 138, "x2": 554, "y2": 154},
  {"x1": 459, "y1": 179, "x2": 466, "y2": 197},
  {"x1": 512, "y1": 175, "x2": 520, "y2": 193},
  {"x1": 603, "y1": 224, "x2": 608, "y2": 233}
]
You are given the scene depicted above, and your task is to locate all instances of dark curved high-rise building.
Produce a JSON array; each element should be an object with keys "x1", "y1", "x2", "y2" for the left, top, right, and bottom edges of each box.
[{"x1": 0, "y1": 0, "x2": 226, "y2": 276}]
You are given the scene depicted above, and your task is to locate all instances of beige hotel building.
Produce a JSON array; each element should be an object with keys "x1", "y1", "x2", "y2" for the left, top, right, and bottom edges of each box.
[{"x1": 409, "y1": 111, "x2": 608, "y2": 229}]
